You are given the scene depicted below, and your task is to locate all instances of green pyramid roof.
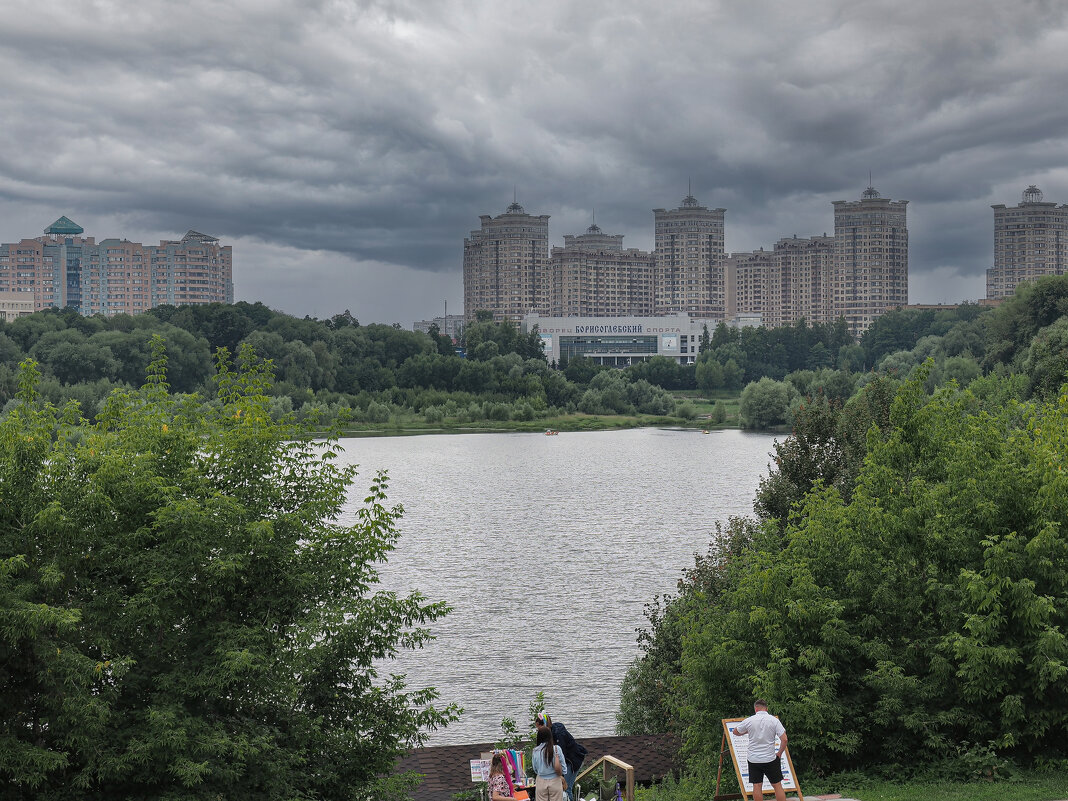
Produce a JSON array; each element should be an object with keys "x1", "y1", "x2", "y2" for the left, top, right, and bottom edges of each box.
[{"x1": 45, "y1": 216, "x2": 84, "y2": 235}]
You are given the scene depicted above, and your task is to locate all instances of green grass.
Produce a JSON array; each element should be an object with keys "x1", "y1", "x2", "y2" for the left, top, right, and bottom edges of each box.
[
  {"x1": 337, "y1": 412, "x2": 699, "y2": 437},
  {"x1": 634, "y1": 770, "x2": 1068, "y2": 801},
  {"x1": 809, "y1": 772, "x2": 1068, "y2": 801}
]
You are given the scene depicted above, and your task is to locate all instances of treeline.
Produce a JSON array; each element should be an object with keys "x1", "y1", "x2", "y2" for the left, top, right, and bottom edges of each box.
[
  {"x1": 0, "y1": 275, "x2": 1066, "y2": 428},
  {"x1": 0, "y1": 303, "x2": 685, "y2": 424},
  {"x1": 618, "y1": 282, "x2": 1068, "y2": 791}
]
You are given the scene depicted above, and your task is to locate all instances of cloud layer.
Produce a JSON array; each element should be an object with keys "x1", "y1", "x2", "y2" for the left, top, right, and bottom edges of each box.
[{"x1": 2, "y1": 0, "x2": 1066, "y2": 322}]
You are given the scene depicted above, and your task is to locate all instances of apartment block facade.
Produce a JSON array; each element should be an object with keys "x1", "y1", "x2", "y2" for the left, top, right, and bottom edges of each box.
[
  {"x1": 652, "y1": 193, "x2": 726, "y2": 317},
  {"x1": 463, "y1": 201, "x2": 550, "y2": 323},
  {"x1": 986, "y1": 185, "x2": 1068, "y2": 301},
  {"x1": 0, "y1": 217, "x2": 233, "y2": 316},
  {"x1": 724, "y1": 249, "x2": 773, "y2": 322},
  {"x1": 549, "y1": 224, "x2": 654, "y2": 317},
  {"x1": 771, "y1": 235, "x2": 835, "y2": 327},
  {"x1": 832, "y1": 187, "x2": 909, "y2": 336},
  {"x1": 460, "y1": 187, "x2": 907, "y2": 336}
]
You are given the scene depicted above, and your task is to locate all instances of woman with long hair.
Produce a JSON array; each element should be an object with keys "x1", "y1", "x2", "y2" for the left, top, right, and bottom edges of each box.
[
  {"x1": 488, "y1": 752, "x2": 515, "y2": 801},
  {"x1": 532, "y1": 725, "x2": 565, "y2": 801}
]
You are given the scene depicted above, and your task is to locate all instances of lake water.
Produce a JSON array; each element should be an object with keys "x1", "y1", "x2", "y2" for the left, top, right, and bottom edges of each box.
[{"x1": 338, "y1": 428, "x2": 778, "y2": 745}]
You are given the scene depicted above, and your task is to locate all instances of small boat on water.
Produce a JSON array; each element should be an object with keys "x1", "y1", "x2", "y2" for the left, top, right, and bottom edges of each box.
[{"x1": 544, "y1": 429, "x2": 559, "y2": 436}]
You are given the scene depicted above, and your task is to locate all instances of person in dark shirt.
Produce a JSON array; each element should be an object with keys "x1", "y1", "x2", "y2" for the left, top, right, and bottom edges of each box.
[{"x1": 535, "y1": 712, "x2": 587, "y2": 801}]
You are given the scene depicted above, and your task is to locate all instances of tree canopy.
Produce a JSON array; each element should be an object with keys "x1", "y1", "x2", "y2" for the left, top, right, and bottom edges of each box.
[
  {"x1": 619, "y1": 368, "x2": 1068, "y2": 784},
  {"x1": 0, "y1": 341, "x2": 457, "y2": 799}
]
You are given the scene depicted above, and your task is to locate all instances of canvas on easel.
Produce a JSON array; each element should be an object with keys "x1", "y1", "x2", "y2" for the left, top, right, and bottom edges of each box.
[{"x1": 716, "y1": 717, "x2": 802, "y2": 800}]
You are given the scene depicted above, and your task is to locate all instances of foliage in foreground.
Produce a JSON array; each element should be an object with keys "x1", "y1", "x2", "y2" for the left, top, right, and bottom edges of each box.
[
  {"x1": 620, "y1": 371, "x2": 1068, "y2": 786},
  {"x1": 0, "y1": 341, "x2": 458, "y2": 799}
]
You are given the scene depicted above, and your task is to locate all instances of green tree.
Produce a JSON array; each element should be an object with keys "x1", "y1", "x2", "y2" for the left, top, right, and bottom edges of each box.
[
  {"x1": 673, "y1": 374, "x2": 1068, "y2": 779},
  {"x1": 738, "y1": 377, "x2": 795, "y2": 429},
  {"x1": 721, "y1": 358, "x2": 745, "y2": 390},
  {"x1": 1022, "y1": 317, "x2": 1068, "y2": 399},
  {"x1": 695, "y1": 354, "x2": 724, "y2": 393},
  {"x1": 699, "y1": 324, "x2": 711, "y2": 354},
  {"x1": 0, "y1": 343, "x2": 458, "y2": 799}
]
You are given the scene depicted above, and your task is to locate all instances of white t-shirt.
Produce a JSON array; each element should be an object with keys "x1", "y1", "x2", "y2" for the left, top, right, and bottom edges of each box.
[{"x1": 736, "y1": 710, "x2": 785, "y2": 763}]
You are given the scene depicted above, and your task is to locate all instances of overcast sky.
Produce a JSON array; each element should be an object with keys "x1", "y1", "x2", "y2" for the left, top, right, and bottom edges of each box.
[{"x1": 2, "y1": 0, "x2": 1067, "y2": 325}]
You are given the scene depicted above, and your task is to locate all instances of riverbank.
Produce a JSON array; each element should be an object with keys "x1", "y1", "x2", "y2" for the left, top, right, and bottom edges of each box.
[
  {"x1": 333, "y1": 392, "x2": 748, "y2": 436},
  {"x1": 337, "y1": 412, "x2": 713, "y2": 436}
]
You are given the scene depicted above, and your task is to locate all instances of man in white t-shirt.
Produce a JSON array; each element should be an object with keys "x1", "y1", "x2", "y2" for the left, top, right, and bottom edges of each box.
[{"x1": 733, "y1": 699, "x2": 788, "y2": 801}]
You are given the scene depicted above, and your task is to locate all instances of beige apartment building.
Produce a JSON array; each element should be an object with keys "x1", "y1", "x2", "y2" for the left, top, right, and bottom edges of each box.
[
  {"x1": 724, "y1": 249, "x2": 773, "y2": 323},
  {"x1": 771, "y1": 234, "x2": 835, "y2": 327},
  {"x1": 549, "y1": 224, "x2": 654, "y2": 317},
  {"x1": 723, "y1": 237, "x2": 833, "y2": 329},
  {"x1": 832, "y1": 187, "x2": 909, "y2": 336},
  {"x1": 0, "y1": 217, "x2": 233, "y2": 317},
  {"x1": 460, "y1": 187, "x2": 907, "y2": 337},
  {"x1": 653, "y1": 192, "x2": 726, "y2": 317},
  {"x1": 987, "y1": 185, "x2": 1068, "y2": 301},
  {"x1": 463, "y1": 201, "x2": 550, "y2": 323}
]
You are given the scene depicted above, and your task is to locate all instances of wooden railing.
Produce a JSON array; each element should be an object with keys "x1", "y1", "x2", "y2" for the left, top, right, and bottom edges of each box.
[{"x1": 573, "y1": 754, "x2": 634, "y2": 801}]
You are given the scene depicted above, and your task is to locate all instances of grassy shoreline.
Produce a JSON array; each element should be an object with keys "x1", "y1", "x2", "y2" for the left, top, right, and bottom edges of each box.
[
  {"x1": 335, "y1": 412, "x2": 723, "y2": 437},
  {"x1": 329, "y1": 392, "x2": 751, "y2": 437}
]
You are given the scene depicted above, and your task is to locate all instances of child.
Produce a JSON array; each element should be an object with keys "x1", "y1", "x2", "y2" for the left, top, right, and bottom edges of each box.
[{"x1": 488, "y1": 752, "x2": 515, "y2": 801}]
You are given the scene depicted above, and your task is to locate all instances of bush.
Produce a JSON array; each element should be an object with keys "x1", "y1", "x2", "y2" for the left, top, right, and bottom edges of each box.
[
  {"x1": 675, "y1": 400, "x2": 697, "y2": 420},
  {"x1": 364, "y1": 399, "x2": 392, "y2": 423},
  {"x1": 738, "y1": 377, "x2": 795, "y2": 429},
  {"x1": 710, "y1": 401, "x2": 727, "y2": 424},
  {"x1": 511, "y1": 400, "x2": 535, "y2": 421}
]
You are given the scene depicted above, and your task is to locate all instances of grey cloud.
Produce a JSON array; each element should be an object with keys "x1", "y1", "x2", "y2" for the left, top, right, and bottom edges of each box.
[{"x1": 1, "y1": 0, "x2": 1067, "y2": 322}]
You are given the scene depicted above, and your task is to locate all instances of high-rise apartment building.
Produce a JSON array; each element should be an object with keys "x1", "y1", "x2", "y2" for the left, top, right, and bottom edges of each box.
[
  {"x1": 832, "y1": 187, "x2": 908, "y2": 336},
  {"x1": 724, "y1": 236, "x2": 835, "y2": 329},
  {"x1": 771, "y1": 235, "x2": 835, "y2": 328},
  {"x1": 724, "y1": 249, "x2": 773, "y2": 324},
  {"x1": 463, "y1": 201, "x2": 550, "y2": 323},
  {"x1": 549, "y1": 224, "x2": 654, "y2": 317},
  {"x1": 0, "y1": 217, "x2": 233, "y2": 317},
  {"x1": 653, "y1": 193, "x2": 726, "y2": 317},
  {"x1": 149, "y1": 230, "x2": 234, "y2": 309},
  {"x1": 987, "y1": 185, "x2": 1068, "y2": 301}
]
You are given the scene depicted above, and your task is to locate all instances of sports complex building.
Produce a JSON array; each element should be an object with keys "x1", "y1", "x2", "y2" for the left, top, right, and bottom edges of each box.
[{"x1": 521, "y1": 313, "x2": 760, "y2": 366}]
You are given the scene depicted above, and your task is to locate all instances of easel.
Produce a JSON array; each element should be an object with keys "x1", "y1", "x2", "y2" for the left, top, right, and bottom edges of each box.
[{"x1": 715, "y1": 718, "x2": 803, "y2": 801}]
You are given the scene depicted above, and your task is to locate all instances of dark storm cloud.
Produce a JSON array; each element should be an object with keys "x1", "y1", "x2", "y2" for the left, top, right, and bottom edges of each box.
[{"x1": 1, "y1": 0, "x2": 1067, "y2": 320}]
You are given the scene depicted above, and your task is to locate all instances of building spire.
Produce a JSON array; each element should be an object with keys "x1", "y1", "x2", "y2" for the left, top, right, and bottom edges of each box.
[
  {"x1": 586, "y1": 207, "x2": 602, "y2": 235},
  {"x1": 506, "y1": 185, "x2": 524, "y2": 214},
  {"x1": 682, "y1": 178, "x2": 699, "y2": 207},
  {"x1": 862, "y1": 171, "x2": 881, "y2": 199}
]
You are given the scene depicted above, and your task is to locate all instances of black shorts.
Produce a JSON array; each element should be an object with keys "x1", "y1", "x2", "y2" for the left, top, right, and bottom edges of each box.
[{"x1": 748, "y1": 759, "x2": 783, "y2": 785}]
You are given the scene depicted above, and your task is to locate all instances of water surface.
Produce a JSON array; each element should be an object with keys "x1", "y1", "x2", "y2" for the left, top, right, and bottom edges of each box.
[{"x1": 339, "y1": 428, "x2": 777, "y2": 744}]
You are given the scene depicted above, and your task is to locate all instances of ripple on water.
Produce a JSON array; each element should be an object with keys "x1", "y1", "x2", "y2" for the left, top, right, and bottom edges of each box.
[{"x1": 339, "y1": 427, "x2": 777, "y2": 744}]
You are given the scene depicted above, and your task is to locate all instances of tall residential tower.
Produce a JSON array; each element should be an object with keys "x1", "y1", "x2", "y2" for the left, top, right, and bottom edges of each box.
[
  {"x1": 832, "y1": 186, "x2": 908, "y2": 336},
  {"x1": 549, "y1": 223, "x2": 654, "y2": 317},
  {"x1": 653, "y1": 192, "x2": 726, "y2": 317},
  {"x1": 987, "y1": 185, "x2": 1068, "y2": 301},
  {"x1": 463, "y1": 201, "x2": 550, "y2": 323}
]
